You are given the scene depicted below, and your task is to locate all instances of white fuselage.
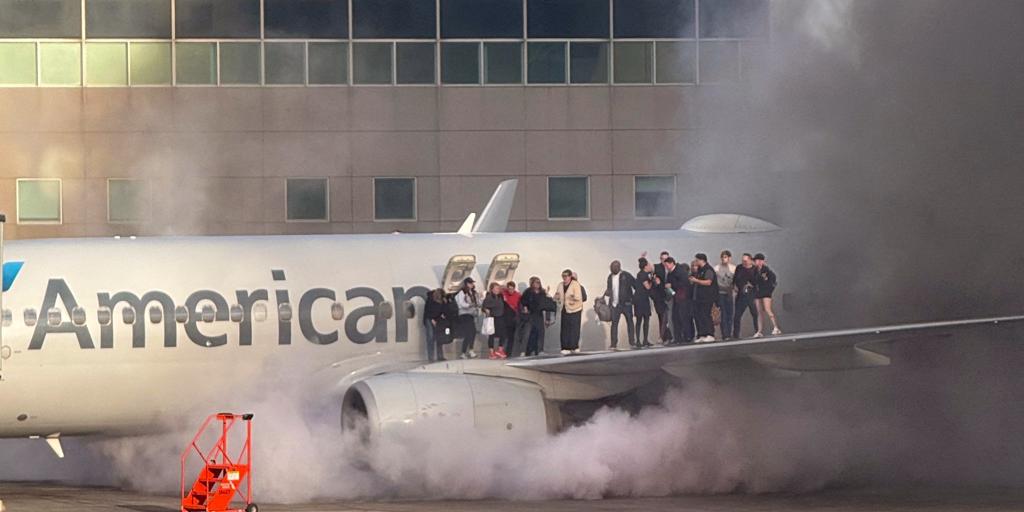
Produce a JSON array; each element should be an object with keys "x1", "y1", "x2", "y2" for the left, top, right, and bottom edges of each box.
[{"x1": 0, "y1": 230, "x2": 785, "y2": 438}]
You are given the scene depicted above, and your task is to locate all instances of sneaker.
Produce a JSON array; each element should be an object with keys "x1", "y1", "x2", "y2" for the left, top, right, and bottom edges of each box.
[
  {"x1": 772, "y1": 328, "x2": 783, "y2": 335},
  {"x1": 468, "y1": 350, "x2": 478, "y2": 359},
  {"x1": 643, "y1": 342, "x2": 653, "y2": 348},
  {"x1": 488, "y1": 350, "x2": 499, "y2": 360},
  {"x1": 458, "y1": 353, "x2": 468, "y2": 359},
  {"x1": 573, "y1": 348, "x2": 582, "y2": 354},
  {"x1": 752, "y1": 332, "x2": 764, "y2": 338},
  {"x1": 560, "y1": 349, "x2": 571, "y2": 355},
  {"x1": 497, "y1": 347, "x2": 508, "y2": 358}
]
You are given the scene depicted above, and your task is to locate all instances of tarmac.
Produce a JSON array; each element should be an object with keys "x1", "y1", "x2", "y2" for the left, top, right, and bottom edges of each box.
[{"x1": 1, "y1": 483, "x2": 1023, "y2": 511}]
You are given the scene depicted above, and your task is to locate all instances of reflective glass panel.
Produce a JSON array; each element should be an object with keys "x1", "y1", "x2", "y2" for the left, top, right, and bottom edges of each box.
[
  {"x1": 614, "y1": 0, "x2": 695, "y2": 38},
  {"x1": 0, "y1": 0, "x2": 81, "y2": 38},
  {"x1": 0, "y1": 43, "x2": 36, "y2": 85},
  {"x1": 86, "y1": 0, "x2": 170, "y2": 38},
  {"x1": 634, "y1": 176, "x2": 675, "y2": 218},
  {"x1": 548, "y1": 177, "x2": 588, "y2": 219},
  {"x1": 308, "y1": 42, "x2": 348, "y2": 85},
  {"x1": 352, "y1": 43, "x2": 392, "y2": 84},
  {"x1": 569, "y1": 42, "x2": 607, "y2": 84},
  {"x1": 699, "y1": 0, "x2": 769, "y2": 38},
  {"x1": 374, "y1": 178, "x2": 415, "y2": 220},
  {"x1": 130, "y1": 42, "x2": 171, "y2": 85},
  {"x1": 86, "y1": 42, "x2": 128, "y2": 86},
  {"x1": 527, "y1": 0, "x2": 608, "y2": 38},
  {"x1": 265, "y1": 42, "x2": 306, "y2": 85},
  {"x1": 396, "y1": 42, "x2": 435, "y2": 84},
  {"x1": 441, "y1": 0, "x2": 522, "y2": 38},
  {"x1": 176, "y1": 42, "x2": 216, "y2": 85},
  {"x1": 286, "y1": 178, "x2": 328, "y2": 221},
  {"x1": 699, "y1": 41, "x2": 739, "y2": 83},
  {"x1": 40, "y1": 42, "x2": 81, "y2": 85},
  {"x1": 108, "y1": 179, "x2": 146, "y2": 222},
  {"x1": 441, "y1": 43, "x2": 479, "y2": 85},
  {"x1": 265, "y1": 0, "x2": 348, "y2": 38},
  {"x1": 484, "y1": 42, "x2": 521, "y2": 84},
  {"x1": 220, "y1": 42, "x2": 261, "y2": 85},
  {"x1": 655, "y1": 41, "x2": 696, "y2": 83},
  {"x1": 527, "y1": 42, "x2": 565, "y2": 84},
  {"x1": 175, "y1": 0, "x2": 259, "y2": 38},
  {"x1": 17, "y1": 180, "x2": 61, "y2": 223},
  {"x1": 353, "y1": 0, "x2": 435, "y2": 39},
  {"x1": 613, "y1": 42, "x2": 652, "y2": 84}
]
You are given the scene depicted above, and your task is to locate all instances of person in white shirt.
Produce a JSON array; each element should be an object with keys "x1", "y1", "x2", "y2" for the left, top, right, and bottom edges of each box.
[
  {"x1": 714, "y1": 250, "x2": 737, "y2": 340},
  {"x1": 603, "y1": 260, "x2": 636, "y2": 349}
]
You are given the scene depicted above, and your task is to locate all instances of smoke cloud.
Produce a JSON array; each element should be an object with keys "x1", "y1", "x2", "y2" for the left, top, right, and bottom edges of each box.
[{"x1": 3, "y1": 0, "x2": 1024, "y2": 502}]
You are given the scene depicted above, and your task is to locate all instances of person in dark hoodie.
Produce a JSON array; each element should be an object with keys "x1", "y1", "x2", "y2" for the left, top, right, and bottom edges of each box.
[
  {"x1": 753, "y1": 253, "x2": 782, "y2": 337},
  {"x1": 689, "y1": 253, "x2": 718, "y2": 343},
  {"x1": 633, "y1": 258, "x2": 654, "y2": 347},
  {"x1": 423, "y1": 288, "x2": 448, "y2": 361},
  {"x1": 482, "y1": 282, "x2": 507, "y2": 359},
  {"x1": 519, "y1": 276, "x2": 551, "y2": 356},
  {"x1": 664, "y1": 257, "x2": 693, "y2": 344},
  {"x1": 604, "y1": 260, "x2": 636, "y2": 349},
  {"x1": 732, "y1": 253, "x2": 760, "y2": 339},
  {"x1": 649, "y1": 250, "x2": 673, "y2": 343}
]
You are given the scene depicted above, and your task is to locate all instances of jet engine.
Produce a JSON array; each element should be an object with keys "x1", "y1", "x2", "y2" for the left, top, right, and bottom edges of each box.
[{"x1": 341, "y1": 372, "x2": 555, "y2": 438}]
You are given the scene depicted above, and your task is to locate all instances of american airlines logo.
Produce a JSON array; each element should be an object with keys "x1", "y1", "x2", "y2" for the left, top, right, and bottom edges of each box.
[
  {"x1": 27, "y1": 269, "x2": 429, "y2": 351},
  {"x1": 2, "y1": 261, "x2": 23, "y2": 292}
]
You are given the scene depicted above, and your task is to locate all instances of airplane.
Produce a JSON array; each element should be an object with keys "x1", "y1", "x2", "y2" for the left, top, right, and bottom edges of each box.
[{"x1": 0, "y1": 179, "x2": 1021, "y2": 458}]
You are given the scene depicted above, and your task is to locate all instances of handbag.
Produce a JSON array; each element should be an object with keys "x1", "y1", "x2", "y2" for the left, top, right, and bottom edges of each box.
[
  {"x1": 594, "y1": 297, "x2": 612, "y2": 322},
  {"x1": 481, "y1": 316, "x2": 495, "y2": 335}
]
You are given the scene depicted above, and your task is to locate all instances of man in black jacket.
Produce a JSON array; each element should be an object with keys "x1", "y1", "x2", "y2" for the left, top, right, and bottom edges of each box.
[
  {"x1": 650, "y1": 250, "x2": 672, "y2": 343},
  {"x1": 732, "y1": 253, "x2": 759, "y2": 338},
  {"x1": 689, "y1": 253, "x2": 718, "y2": 343},
  {"x1": 604, "y1": 260, "x2": 636, "y2": 349},
  {"x1": 664, "y1": 257, "x2": 693, "y2": 344}
]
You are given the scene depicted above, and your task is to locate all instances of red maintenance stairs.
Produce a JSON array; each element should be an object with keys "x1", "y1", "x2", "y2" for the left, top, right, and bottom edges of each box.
[{"x1": 180, "y1": 413, "x2": 257, "y2": 512}]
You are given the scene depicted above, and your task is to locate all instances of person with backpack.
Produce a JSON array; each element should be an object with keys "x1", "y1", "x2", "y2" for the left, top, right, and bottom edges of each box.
[
  {"x1": 689, "y1": 253, "x2": 719, "y2": 343},
  {"x1": 520, "y1": 277, "x2": 552, "y2": 356},
  {"x1": 554, "y1": 269, "x2": 586, "y2": 354},
  {"x1": 481, "y1": 282, "x2": 508, "y2": 359},
  {"x1": 455, "y1": 277, "x2": 480, "y2": 358},
  {"x1": 753, "y1": 253, "x2": 782, "y2": 337}
]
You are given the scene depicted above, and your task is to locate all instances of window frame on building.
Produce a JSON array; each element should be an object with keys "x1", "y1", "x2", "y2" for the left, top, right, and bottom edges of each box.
[
  {"x1": 285, "y1": 177, "x2": 330, "y2": 223},
  {"x1": 106, "y1": 178, "x2": 150, "y2": 224},
  {"x1": 373, "y1": 177, "x2": 418, "y2": 222},
  {"x1": 16, "y1": 178, "x2": 63, "y2": 225},
  {"x1": 546, "y1": 175, "x2": 590, "y2": 221},
  {"x1": 633, "y1": 175, "x2": 676, "y2": 219}
]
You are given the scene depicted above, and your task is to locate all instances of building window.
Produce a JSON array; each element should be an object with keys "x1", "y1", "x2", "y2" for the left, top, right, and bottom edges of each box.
[
  {"x1": 40, "y1": 42, "x2": 82, "y2": 86},
  {"x1": 569, "y1": 42, "x2": 608, "y2": 84},
  {"x1": 130, "y1": 42, "x2": 171, "y2": 85},
  {"x1": 699, "y1": 41, "x2": 740, "y2": 83},
  {"x1": 635, "y1": 176, "x2": 675, "y2": 218},
  {"x1": 286, "y1": 178, "x2": 329, "y2": 222},
  {"x1": 0, "y1": 42, "x2": 36, "y2": 86},
  {"x1": 441, "y1": 0, "x2": 522, "y2": 39},
  {"x1": 396, "y1": 42, "x2": 435, "y2": 84},
  {"x1": 353, "y1": 0, "x2": 436, "y2": 39},
  {"x1": 484, "y1": 42, "x2": 521, "y2": 84},
  {"x1": 655, "y1": 41, "x2": 696, "y2": 84},
  {"x1": 527, "y1": 0, "x2": 608, "y2": 39},
  {"x1": 613, "y1": 0, "x2": 695, "y2": 38},
  {"x1": 16, "y1": 179, "x2": 62, "y2": 224},
  {"x1": 308, "y1": 42, "x2": 348, "y2": 85},
  {"x1": 175, "y1": 0, "x2": 260, "y2": 38},
  {"x1": 0, "y1": 0, "x2": 81, "y2": 38},
  {"x1": 176, "y1": 42, "x2": 217, "y2": 85},
  {"x1": 441, "y1": 42, "x2": 479, "y2": 85},
  {"x1": 352, "y1": 42, "x2": 392, "y2": 84},
  {"x1": 264, "y1": 0, "x2": 348, "y2": 39},
  {"x1": 219, "y1": 42, "x2": 261, "y2": 85},
  {"x1": 85, "y1": 42, "x2": 128, "y2": 86},
  {"x1": 85, "y1": 0, "x2": 171, "y2": 39},
  {"x1": 374, "y1": 178, "x2": 416, "y2": 221},
  {"x1": 265, "y1": 42, "x2": 306, "y2": 85},
  {"x1": 698, "y1": 0, "x2": 769, "y2": 39},
  {"x1": 548, "y1": 176, "x2": 588, "y2": 220},
  {"x1": 527, "y1": 42, "x2": 565, "y2": 84},
  {"x1": 613, "y1": 42, "x2": 652, "y2": 84},
  {"x1": 108, "y1": 179, "x2": 147, "y2": 223}
]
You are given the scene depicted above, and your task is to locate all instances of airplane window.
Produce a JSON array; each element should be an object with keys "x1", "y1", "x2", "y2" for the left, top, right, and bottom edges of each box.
[
  {"x1": 122, "y1": 307, "x2": 136, "y2": 325},
  {"x1": 97, "y1": 306, "x2": 112, "y2": 326},
  {"x1": 149, "y1": 306, "x2": 162, "y2": 324},
  {"x1": 402, "y1": 301, "x2": 415, "y2": 319},
  {"x1": 229, "y1": 304, "x2": 244, "y2": 322},
  {"x1": 2, "y1": 309, "x2": 11, "y2": 327},
  {"x1": 24, "y1": 308, "x2": 37, "y2": 327},
  {"x1": 47, "y1": 308, "x2": 62, "y2": 327},
  {"x1": 200, "y1": 304, "x2": 215, "y2": 323},
  {"x1": 71, "y1": 306, "x2": 86, "y2": 326},
  {"x1": 330, "y1": 302, "x2": 344, "y2": 321},
  {"x1": 252, "y1": 303, "x2": 268, "y2": 322},
  {"x1": 174, "y1": 305, "x2": 189, "y2": 323},
  {"x1": 378, "y1": 301, "x2": 394, "y2": 320},
  {"x1": 278, "y1": 303, "x2": 292, "y2": 322}
]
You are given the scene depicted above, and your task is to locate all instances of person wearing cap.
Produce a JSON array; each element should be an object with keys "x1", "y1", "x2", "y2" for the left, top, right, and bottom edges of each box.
[
  {"x1": 732, "y1": 253, "x2": 759, "y2": 338},
  {"x1": 553, "y1": 268, "x2": 585, "y2": 354},
  {"x1": 689, "y1": 253, "x2": 718, "y2": 343},
  {"x1": 663, "y1": 257, "x2": 693, "y2": 344},
  {"x1": 714, "y1": 250, "x2": 737, "y2": 340},
  {"x1": 455, "y1": 277, "x2": 480, "y2": 358},
  {"x1": 603, "y1": 260, "x2": 636, "y2": 350},
  {"x1": 753, "y1": 253, "x2": 782, "y2": 337}
]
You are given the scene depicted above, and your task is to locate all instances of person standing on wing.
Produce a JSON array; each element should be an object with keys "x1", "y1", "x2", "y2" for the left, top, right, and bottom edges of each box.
[
  {"x1": 689, "y1": 253, "x2": 718, "y2": 343},
  {"x1": 554, "y1": 269, "x2": 585, "y2": 354},
  {"x1": 714, "y1": 250, "x2": 737, "y2": 340},
  {"x1": 604, "y1": 260, "x2": 636, "y2": 350},
  {"x1": 455, "y1": 277, "x2": 480, "y2": 358},
  {"x1": 753, "y1": 253, "x2": 782, "y2": 337}
]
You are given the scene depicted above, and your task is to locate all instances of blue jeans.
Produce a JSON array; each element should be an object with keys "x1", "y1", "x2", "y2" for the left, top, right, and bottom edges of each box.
[
  {"x1": 425, "y1": 322, "x2": 437, "y2": 361},
  {"x1": 717, "y1": 294, "x2": 735, "y2": 339}
]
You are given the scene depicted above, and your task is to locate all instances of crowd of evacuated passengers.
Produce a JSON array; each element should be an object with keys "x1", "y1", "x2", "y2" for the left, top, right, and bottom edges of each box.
[{"x1": 422, "y1": 250, "x2": 781, "y2": 361}]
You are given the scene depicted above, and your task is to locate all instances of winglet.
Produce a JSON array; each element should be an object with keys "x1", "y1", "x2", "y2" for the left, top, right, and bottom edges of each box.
[
  {"x1": 473, "y1": 179, "x2": 518, "y2": 233},
  {"x1": 457, "y1": 212, "x2": 477, "y2": 236},
  {"x1": 45, "y1": 434, "x2": 64, "y2": 458}
]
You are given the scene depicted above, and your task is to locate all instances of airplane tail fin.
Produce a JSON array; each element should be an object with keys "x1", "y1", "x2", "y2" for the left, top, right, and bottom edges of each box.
[
  {"x1": 456, "y1": 212, "x2": 476, "y2": 236},
  {"x1": 472, "y1": 179, "x2": 518, "y2": 233}
]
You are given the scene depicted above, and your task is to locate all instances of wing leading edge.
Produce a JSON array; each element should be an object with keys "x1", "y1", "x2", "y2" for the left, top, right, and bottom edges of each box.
[{"x1": 506, "y1": 315, "x2": 1024, "y2": 376}]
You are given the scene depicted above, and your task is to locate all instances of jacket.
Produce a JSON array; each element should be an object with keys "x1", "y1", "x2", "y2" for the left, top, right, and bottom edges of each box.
[
  {"x1": 554, "y1": 279, "x2": 585, "y2": 314},
  {"x1": 692, "y1": 264, "x2": 719, "y2": 303},
  {"x1": 455, "y1": 289, "x2": 479, "y2": 316},
  {"x1": 666, "y1": 264, "x2": 690, "y2": 303},
  {"x1": 755, "y1": 265, "x2": 777, "y2": 295},
  {"x1": 734, "y1": 265, "x2": 758, "y2": 295},
  {"x1": 424, "y1": 296, "x2": 445, "y2": 325},
  {"x1": 481, "y1": 292, "x2": 505, "y2": 317},
  {"x1": 633, "y1": 271, "x2": 653, "y2": 316},
  {"x1": 604, "y1": 271, "x2": 636, "y2": 307},
  {"x1": 502, "y1": 289, "x2": 522, "y2": 318}
]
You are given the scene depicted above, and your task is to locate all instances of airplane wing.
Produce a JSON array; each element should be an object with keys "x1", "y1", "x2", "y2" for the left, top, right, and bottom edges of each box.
[{"x1": 507, "y1": 315, "x2": 1024, "y2": 376}]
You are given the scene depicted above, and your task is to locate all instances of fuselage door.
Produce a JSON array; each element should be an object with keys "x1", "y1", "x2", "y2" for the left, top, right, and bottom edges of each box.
[
  {"x1": 442, "y1": 255, "x2": 476, "y2": 293},
  {"x1": 484, "y1": 253, "x2": 520, "y2": 287}
]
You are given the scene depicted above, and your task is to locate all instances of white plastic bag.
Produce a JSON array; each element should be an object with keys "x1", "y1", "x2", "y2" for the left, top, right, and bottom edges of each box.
[{"x1": 481, "y1": 317, "x2": 495, "y2": 335}]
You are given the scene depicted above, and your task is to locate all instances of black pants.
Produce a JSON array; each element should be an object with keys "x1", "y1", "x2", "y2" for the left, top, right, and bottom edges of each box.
[
  {"x1": 560, "y1": 310, "x2": 582, "y2": 350},
  {"x1": 694, "y1": 301, "x2": 714, "y2": 338},
  {"x1": 733, "y1": 292, "x2": 759, "y2": 338},
  {"x1": 487, "y1": 315, "x2": 506, "y2": 349},
  {"x1": 459, "y1": 314, "x2": 476, "y2": 354},
  {"x1": 653, "y1": 299, "x2": 671, "y2": 342},
  {"x1": 635, "y1": 314, "x2": 650, "y2": 344},
  {"x1": 504, "y1": 314, "x2": 520, "y2": 356},
  {"x1": 525, "y1": 321, "x2": 543, "y2": 356},
  {"x1": 671, "y1": 300, "x2": 694, "y2": 343},
  {"x1": 609, "y1": 303, "x2": 635, "y2": 348}
]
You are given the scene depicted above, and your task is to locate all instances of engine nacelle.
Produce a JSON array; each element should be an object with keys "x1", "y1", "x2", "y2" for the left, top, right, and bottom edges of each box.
[{"x1": 342, "y1": 372, "x2": 553, "y2": 438}]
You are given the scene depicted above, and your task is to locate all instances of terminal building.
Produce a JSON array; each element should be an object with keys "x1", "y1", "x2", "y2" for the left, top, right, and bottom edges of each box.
[{"x1": 0, "y1": 0, "x2": 769, "y2": 239}]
